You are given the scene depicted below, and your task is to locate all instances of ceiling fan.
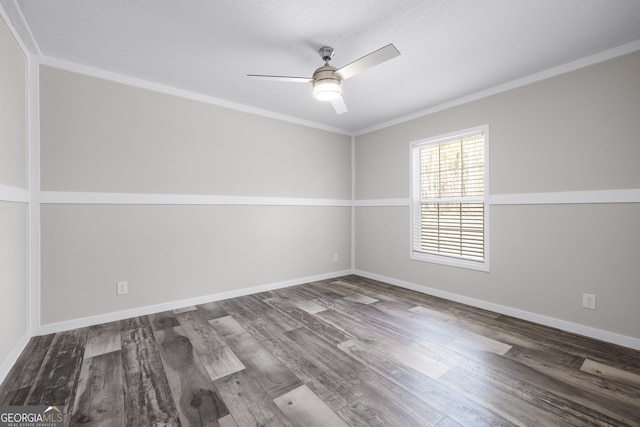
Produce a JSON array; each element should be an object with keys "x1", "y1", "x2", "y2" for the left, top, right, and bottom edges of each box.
[{"x1": 247, "y1": 44, "x2": 400, "y2": 114}]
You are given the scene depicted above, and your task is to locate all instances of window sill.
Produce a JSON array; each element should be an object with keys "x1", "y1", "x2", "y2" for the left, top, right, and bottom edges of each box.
[{"x1": 410, "y1": 251, "x2": 490, "y2": 272}]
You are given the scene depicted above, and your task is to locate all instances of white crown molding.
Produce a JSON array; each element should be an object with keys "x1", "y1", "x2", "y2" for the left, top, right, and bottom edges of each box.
[
  {"x1": 6, "y1": 0, "x2": 639, "y2": 138},
  {"x1": 36, "y1": 269, "x2": 353, "y2": 335},
  {"x1": 10, "y1": 0, "x2": 40, "y2": 54},
  {"x1": 0, "y1": 1, "x2": 32, "y2": 55},
  {"x1": 0, "y1": 184, "x2": 29, "y2": 203},
  {"x1": 39, "y1": 191, "x2": 352, "y2": 207},
  {"x1": 355, "y1": 39, "x2": 640, "y2": 136},
  {"x1": 355, "y1": 270, "x2": 640, "y2": 351},
  {"x1": 37, "y1": 56, "x2": 353, "y2": 137}
]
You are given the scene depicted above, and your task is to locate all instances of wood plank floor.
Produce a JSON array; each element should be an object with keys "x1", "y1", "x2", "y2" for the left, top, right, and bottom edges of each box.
[{"x1": 1, "y1": 275, "x2": 639, "y2": 426}]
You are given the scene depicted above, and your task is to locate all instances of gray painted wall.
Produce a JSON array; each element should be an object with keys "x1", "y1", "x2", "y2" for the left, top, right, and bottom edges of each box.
[
  {"x1": 355, "y1": 52, "x2": 640, "y2": 340},
  {"x1": 0, "y1": 15, "x2": 28, "y2": 368},
  {"x1": 39, "y1": 66, "x2": 352, "y2": 324}
]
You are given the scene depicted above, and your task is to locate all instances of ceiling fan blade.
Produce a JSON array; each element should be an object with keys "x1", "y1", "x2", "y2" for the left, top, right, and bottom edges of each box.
[
  {"x1": 331, "y1": 97, "x2": 348, "y2": 115},
  {"x1": 335, "y1": 44, "x2": 400, "y2": 80},
  {"x1": 247, "y1": 74, "x2": 312, "y2": 83}
]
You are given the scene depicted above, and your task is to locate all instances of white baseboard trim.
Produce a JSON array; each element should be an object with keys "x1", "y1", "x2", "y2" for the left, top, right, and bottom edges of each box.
[
  {"x1": 0, "y1": 331, "x2": 31, "y2": 385},
  {"x1": 354, "y1": 269, "x2": 640, "y2": 351},
  {"x1": 36, "y1": 269, "x2": 353, "y2": 336}
]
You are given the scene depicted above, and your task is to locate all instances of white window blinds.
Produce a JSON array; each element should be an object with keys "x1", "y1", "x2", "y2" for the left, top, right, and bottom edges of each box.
[{"x1": 411, "y1": 127, "x2": 488, "y2": 269}]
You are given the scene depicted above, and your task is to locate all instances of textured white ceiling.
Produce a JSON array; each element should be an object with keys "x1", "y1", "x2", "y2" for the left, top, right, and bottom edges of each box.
[{"x1": 3, "y1": 0, "x2": 640, "y2": 133}]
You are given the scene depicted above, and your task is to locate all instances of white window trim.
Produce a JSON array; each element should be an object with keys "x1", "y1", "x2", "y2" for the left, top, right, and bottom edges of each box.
[{"x1": 409, "y1": 125, "x2": 490, "y2": 272}]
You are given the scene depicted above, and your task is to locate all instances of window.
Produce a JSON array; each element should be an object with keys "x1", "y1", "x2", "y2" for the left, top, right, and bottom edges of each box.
[{"x1": 410, "y1": 126, "x2": 489, "y2": 271}]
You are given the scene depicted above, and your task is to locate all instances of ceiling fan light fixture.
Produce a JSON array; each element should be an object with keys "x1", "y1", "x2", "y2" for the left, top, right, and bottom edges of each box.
[
  {"x1": 313, "y1": 78, "x2": 343, "y2": 101},
  {"x1": 312, "y1": 64, "x2": 343, "y2": 101}
]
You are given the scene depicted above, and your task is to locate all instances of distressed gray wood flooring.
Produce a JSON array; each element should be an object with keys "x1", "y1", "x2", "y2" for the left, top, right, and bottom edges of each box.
[{"x1": 1, "y1": 275, "x2": 640, "y2": 426}]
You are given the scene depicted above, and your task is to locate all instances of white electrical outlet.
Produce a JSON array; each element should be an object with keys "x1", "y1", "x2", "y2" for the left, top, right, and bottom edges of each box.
[
  {"x1": 333, "y1": 253, "x2": 339, "y2": 263},
  {"x1": 582, "y1": 293, "x2": 596, "y2": 310},
  {"x1": 117, "y1": 281, "x2": 128, "y2": 296}
]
